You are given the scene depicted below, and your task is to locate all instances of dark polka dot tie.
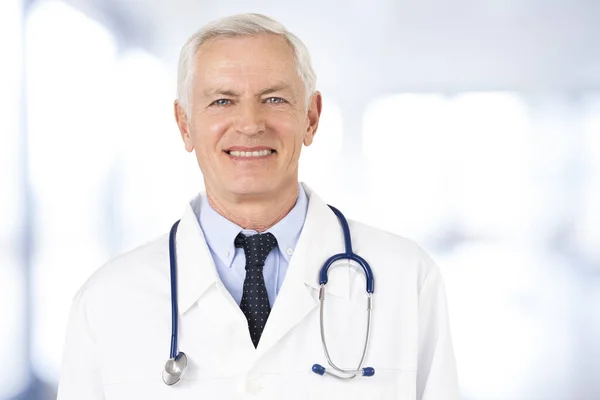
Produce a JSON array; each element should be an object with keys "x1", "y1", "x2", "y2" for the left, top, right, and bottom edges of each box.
[{"x1": 234, "y1": 232, "x2": 278, "y2": 348}]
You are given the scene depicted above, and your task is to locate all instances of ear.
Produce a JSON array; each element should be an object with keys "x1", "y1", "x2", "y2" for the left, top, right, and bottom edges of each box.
[
  {"x1": 303, "y1": 91, "x2": 322, "y2": 147},
  {"x1": 174, "y1": 100, "x2": 194, "y2": 152}
]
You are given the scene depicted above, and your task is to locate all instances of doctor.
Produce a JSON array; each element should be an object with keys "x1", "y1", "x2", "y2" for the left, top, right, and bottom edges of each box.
[{"x1": 57, "y1": 13, "x2": 459, "y2": 400}]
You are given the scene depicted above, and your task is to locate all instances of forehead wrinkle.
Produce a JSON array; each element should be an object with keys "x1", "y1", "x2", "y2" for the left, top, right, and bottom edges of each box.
[
  {"x1": 211, "y1": 61, "x2": 282, "y2": 78},
  {"x1": 198, "y1": 45, "x2": 296, "y2": 79},
  {"x1": 194, "y1": 37, "x2": 302, "y2": 100},
  {"x1": 201, "y1": 73, "x2": 299, "y2": 100},
  {"x1": 202, "y1": 62, "x2": 280, "y2": 87}
]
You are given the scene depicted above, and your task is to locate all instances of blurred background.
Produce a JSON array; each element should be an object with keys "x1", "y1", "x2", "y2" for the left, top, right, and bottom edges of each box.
[{"x1": 1, "y1": 0, "x2": 599, "y2": 399}]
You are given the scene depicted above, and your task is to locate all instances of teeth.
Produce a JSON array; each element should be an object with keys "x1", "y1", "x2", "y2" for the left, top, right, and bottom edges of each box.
[{"x1": 229, "y1": 150, "x2": 273, "y2": 157}]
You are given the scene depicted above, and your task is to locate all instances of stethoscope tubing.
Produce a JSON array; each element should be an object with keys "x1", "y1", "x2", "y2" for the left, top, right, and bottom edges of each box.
[
  {"x1": 317, "y1": 285, "x2": 374, "y2": 380},
  {"x1": 168, "y1": 219, "x2": 182, "y2": 360},
  {"x1": 164, "y1": 205, "x2": 375, "y2": 385}
]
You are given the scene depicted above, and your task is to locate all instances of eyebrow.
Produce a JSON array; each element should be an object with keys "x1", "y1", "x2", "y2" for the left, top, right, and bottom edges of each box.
[
  {"x1": 258, "y1": 83, "x2": 292, "y2": 97},
  {"x1": 203, "y1": 83, "x2": 293, "y2": 98},
  {"x1": 203, "y1": 87, "x2": 240, "y2": 97}
]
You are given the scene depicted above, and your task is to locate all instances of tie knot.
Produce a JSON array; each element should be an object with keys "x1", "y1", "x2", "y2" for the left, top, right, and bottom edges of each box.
[{"x1": 234, "y1": 232, "x2": 278, "y2": 268}]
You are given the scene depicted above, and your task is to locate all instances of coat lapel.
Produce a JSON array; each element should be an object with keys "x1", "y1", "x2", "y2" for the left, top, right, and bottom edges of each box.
[
  {"x1": 253, "y1": 183, "x2": 350, "y2": 360},
  {"x1": 175, "y1": 197, "x2": 223, "y2": 314},
  {"x1": 174, "y1": 186, "x2": 351, "y2": 363}
]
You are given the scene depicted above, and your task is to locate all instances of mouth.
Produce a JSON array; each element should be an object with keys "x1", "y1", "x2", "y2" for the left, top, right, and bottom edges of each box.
[{"x1": 224, "y1": 147, "x2": 276, "y2": 159}]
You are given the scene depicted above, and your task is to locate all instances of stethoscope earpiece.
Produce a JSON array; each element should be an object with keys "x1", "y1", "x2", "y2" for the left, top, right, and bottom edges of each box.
[{"x1": 312, "y1": 363, "x2": 375, "y2": 379}]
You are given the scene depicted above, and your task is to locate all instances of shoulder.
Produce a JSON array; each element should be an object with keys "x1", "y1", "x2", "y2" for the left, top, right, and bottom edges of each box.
[
  {"x1": 74, "y1": 234, "x2": 170, "y2": 306},
  {"x1": 347, "y1": 218, "x2": 439, "y2": 289}
]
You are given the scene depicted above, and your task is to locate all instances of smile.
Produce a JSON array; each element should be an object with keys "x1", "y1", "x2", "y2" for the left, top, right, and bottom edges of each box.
[
  {"x1": 226, "y1": 149, "x2": 274, "y2": 157},
  {"x1": 224, "y1": 146, "x2": 277, "y2": 160}
]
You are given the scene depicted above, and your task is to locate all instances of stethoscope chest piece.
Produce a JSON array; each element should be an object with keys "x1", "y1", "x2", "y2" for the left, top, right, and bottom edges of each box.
[{"x1": 162, "y1": 352, "x2": 188, "y2": 386}]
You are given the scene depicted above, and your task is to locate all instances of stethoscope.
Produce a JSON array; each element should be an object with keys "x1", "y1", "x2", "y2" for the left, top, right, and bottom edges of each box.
[{"x1": 162, "y1": 205, "x2": 375, "y2": 386}]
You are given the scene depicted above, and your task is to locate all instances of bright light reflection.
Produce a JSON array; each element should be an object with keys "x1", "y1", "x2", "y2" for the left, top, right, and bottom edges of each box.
[
  {"x1": 575, "y1": 95, "x2": 600, "y2": 264},
  {"x1": 363, "y1": 94, "x2": 450, "y2": 239},
  {"x1": 0, "y1": 0, "x2": 28, "y2": 397},
  {"x1": 112, "y1": 49, "x2": 197, "y2": 252},
  {"x1": 26, "y1": 0, "x2": 118, "y2": 383},
  {"x1": 0, "y1": 0, "x2": 22, "y2": 234},
  {"x1": 438, "y1": 243, "x2": 576, "y2": 400},
  {"x1": 448, "y1": 92, "x2": 531, "y2": 240},
  {"x1": 299, "y1": 97, "x2": 343, "y2": 201},
  {"x1": 0, "y1": 258, "x2": 27, "y2": 399}
]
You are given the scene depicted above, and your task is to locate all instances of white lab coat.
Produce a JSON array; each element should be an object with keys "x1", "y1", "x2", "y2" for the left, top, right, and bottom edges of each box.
[{"x1": 57, "y1": 184, "x2": 459, "y2": 400}]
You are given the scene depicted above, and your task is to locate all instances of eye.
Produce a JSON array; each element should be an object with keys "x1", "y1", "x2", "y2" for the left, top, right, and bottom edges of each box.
[
  {"x1": 265, "y1": 97, "x2": 286, "y2": 104},
  {"x1": 210, "y1": 99, "x2": 232, "y2": 107}
]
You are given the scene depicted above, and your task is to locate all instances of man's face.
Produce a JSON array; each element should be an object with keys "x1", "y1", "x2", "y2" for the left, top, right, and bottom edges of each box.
[{"x1": 175, "y1": 34, "x2": 321, "y2": 201}]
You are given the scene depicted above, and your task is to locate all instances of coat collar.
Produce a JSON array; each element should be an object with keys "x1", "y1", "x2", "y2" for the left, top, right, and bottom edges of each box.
[
  {"x1": 175, "y1": 197, "x2": 221, "y2": 314},
  {"x1": 296, "y1": 183, "x2": 350, "y2": 298},
  {"x1": 253, "y1": 183, "x2": 351, "y2": 359},
  {"x1": 175, "y1": 182, "x2": 350, "y2": 318}
]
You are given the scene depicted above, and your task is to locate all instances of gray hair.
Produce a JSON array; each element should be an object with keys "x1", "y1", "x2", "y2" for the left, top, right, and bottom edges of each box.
[{"x1": 176, "y1": 13, "x2": 317, "y2": 114}]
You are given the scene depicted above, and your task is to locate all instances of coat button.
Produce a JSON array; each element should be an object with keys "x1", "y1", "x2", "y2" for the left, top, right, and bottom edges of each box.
[
  {"x1": 286, "y1": 248, "x2": 294, "y2": 256},
  {"x1": 245, "y1": 377, "x2": 262, "y2": 395}
]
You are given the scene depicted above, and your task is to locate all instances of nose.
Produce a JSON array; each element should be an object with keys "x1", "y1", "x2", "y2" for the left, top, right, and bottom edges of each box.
[{"x1": 234, "y1": 102, "x2": 266, "y2": 136}]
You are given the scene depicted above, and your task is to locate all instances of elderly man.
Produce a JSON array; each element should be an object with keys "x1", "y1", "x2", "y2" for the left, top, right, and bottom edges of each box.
[{"x1": 57, "y1": 13, "x2": 459, "y2": 399}]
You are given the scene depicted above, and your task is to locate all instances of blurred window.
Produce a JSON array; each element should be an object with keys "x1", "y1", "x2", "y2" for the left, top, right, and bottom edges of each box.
[
  {"x1": 26, "y1": 0, "x2": 118, "y2": 382},
  {"x1": 0, "y1": 0, "x2": 28, "y2": 397}
]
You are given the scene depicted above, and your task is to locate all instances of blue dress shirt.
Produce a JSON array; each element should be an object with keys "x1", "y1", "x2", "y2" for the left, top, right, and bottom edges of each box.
[{"x1": 196, "y1": 184, "x2": 308, "y2": 307}]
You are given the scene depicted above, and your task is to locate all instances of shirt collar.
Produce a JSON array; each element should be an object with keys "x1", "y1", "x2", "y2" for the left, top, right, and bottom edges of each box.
[
  {"x1": 197, "y1": 183, "x2": 309, "y2": 268},
  {"x1": 265, "y1": 184, "x2": 308, "y2": 263}
]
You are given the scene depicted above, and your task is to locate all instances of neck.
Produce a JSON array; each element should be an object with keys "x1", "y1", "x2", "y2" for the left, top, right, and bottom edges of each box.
[{"x1": 206, "y1": 184, "x2": 299, "y2": 232}]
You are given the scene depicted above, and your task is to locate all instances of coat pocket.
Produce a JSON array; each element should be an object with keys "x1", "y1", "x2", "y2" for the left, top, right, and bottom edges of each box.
[{"x1": 308, "y1": 369, "x2": 416, "y2": 400}]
